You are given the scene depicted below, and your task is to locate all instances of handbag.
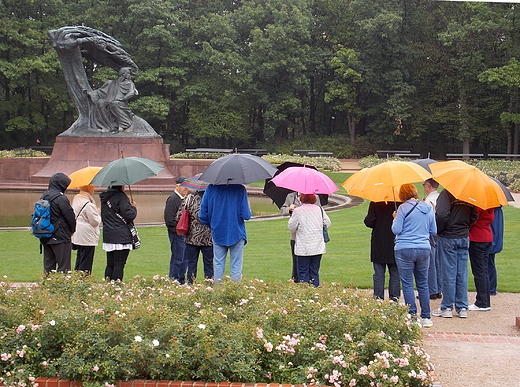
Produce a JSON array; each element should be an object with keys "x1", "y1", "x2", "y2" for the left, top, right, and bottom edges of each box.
[
  {"x1": 106, "y1": 199, "x2": 140, "y2": 250},
  {"x1": 176, "y1": 196, "x2": 191, "y2": 236},
  {"x1": 320, "y1": 207, "x2": 330, "y2": 243}
]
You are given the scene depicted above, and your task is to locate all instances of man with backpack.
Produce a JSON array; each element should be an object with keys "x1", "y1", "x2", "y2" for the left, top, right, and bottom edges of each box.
[{"x1": 38, "y1": 172, "x2": 77, "y2": 273}]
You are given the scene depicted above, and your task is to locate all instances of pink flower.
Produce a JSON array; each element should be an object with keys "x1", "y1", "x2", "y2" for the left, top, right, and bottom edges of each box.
[
  {"x1": 93, "y1": 366, "x2": 99, "y2": 372},
  {"x1": 264, "y1": 342, "x2": 273, "y2": 352},
  {"x1": 16, "y1": 325, "x2": 25, "y2": 334},
  {"x1": 349, "y1": 379, "x2": 356, "y2": 386},
  {"x1": 1, "y1": 353, "x2": 11, "y2": 361}
]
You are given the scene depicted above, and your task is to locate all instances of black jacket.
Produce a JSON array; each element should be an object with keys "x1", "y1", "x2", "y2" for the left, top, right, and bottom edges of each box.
[
  {"x1": 41, "y1": 173, "x2": 76, "y2": 245},
  {"x1": 436, "y1": 189, "x2": 479, "y2": 238},
  {"x1": 164, "y1": 191, "x2": 183, "y2": 232},
  {"x1": 100, "y1": 187, "x2": 137, "y2": 244},
  {"x1": 364, "y1": 201, "x2": 400, "y2": 264}
]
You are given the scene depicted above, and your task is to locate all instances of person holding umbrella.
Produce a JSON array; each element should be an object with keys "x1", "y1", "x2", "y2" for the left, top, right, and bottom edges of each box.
[
  {"x1": 288, "y1": 193, "x2": 331, "y2": 287},
  {"x1": 71, "y1": 185, "x2": 101, "y2": 274},
  {"x1": 200, "y1": 184, "x2": 252, "y2": 283},
  {"x1": 99, "y1": 185, "x2": 137, "y2": 281},
  {"x1": 391, "y1": 183, "x2": 437, "y2": 328}
]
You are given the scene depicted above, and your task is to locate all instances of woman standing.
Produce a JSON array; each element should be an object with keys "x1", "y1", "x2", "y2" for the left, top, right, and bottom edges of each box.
[
  {"x1": 391, "y1": 183, "x2": 436, "y2": 328},
  {"x1": 99, "y1": 185, "x2": 137, "y2": 281},
  {"x1": 288, "y1": 193, "x2": 331, "y2": 287},
  {"x1": 71, "y1": 185, "x2": 101, "y2": 274},
  {"x1": 364, "y1": 201, "x2": 401, "y2": 301}
]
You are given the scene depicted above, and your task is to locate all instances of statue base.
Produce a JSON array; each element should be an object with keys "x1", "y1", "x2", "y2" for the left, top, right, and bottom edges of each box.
[{"x1": 31, "y1": 136, "x2": 175, "y2": 188}]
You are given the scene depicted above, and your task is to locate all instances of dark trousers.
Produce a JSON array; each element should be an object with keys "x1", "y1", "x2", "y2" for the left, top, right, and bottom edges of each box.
[
  {"x1": 488, "y1": 253, "x2": 497, "y2": 295},
  {"x1": 74, "y1": 245, "x2": 96, "y2": 273},
  {"x1": 297, "y1": 254, "x2": 322, "y2": 287},
  {"x1": 185, "y1": 244, "x2": 214, "y2": 284},
  {"x1": 290, "y1": 239, "x2": 298, "y2": 282},
  {"x1": 373, "y1": 262, "x2": 400, "y2": 301},
  {"x1": 168, "y1": 231, "x2": 187, "y2": 283},
  {"x1": 469, "y1": 241, "x2": 492, "y2": 308},
  {"x1": 105, "y1": 249, "x2": 130, "y2": 281},
  {"x1": 43, "y1": 242, "x2": 72, "y2": 273}
]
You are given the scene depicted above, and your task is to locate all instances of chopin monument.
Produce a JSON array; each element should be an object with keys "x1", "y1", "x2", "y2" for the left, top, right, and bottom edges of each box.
[{"x1": 32, "y1": 26, "x2": 174, "y2": 186}]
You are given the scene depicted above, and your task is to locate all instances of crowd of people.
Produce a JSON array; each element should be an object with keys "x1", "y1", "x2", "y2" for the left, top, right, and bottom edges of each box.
[
  {"x1": 37, "y1": 172, "x2": 504, "y2": 325},
  {"x1": 363, "y1": 179, "x2": 504, "y2": 328}
]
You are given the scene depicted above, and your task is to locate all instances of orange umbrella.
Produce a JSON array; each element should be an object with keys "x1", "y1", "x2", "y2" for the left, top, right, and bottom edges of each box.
[
  {"x1": 341, "y1": 160, "x2": 432, "y2": 203},
  {"x1": 68, "y1": 166, "x2": 103, "y2": 189},
  {"x1": 429, "y1": 160, "x2": 508, "y2": 210}
]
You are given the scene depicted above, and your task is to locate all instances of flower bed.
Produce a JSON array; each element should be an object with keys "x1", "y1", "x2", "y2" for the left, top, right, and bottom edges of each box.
[{"x1": 0, "y1": 274, "x2": 434, "y2": 387}]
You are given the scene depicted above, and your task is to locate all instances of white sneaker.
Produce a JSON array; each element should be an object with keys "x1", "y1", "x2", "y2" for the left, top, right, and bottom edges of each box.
[
  {"x1": 468, "y1": 304, "x2": 491, "y2": 311},
  {"x1": 458, "y1": 308, "x2": 468, "y2": 318},
  {"x1": 422, "y1": 318, "x2": 434, "y2": 328},
  {"x1": 432, "y1": 308, "x2": 452, "y2": 318}
]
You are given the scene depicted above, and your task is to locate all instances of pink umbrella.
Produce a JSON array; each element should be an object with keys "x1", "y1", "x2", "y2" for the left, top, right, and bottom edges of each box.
[{"x1": 271, "y1": 166, "x2": 339, "y2": 194}]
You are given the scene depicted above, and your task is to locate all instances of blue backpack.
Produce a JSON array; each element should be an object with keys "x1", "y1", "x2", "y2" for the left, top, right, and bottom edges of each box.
[{"x1": 31, "y1": 193, "x2": 61, "y2": 238}]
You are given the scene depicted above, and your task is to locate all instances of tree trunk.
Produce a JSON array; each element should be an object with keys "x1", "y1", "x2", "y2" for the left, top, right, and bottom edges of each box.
[
  {"x1": 459, "y1": 85, "x2": 470, "y2": 154},
  {"x1": 347, "y1": 112, "x2": 356, "y2": 145}
]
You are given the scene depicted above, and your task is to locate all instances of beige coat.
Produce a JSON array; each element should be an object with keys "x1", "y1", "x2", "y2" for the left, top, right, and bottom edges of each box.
[
  {"x1": 288, "y1": 203, "x2": 331, "y2": 256},
  {"x1": 71, "y1": 191, "x2": 101, "y2": 246}
]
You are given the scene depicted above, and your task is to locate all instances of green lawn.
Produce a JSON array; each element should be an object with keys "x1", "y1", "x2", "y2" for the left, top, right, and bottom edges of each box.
[{"x1": 2, "y1": 171, "x2": 519, "y2": 292}]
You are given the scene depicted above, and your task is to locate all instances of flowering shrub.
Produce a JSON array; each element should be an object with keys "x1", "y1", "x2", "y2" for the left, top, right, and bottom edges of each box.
[
  {"x1": 0, "y1": 274, "x2": 434, "y2": 387},
  {"x1": 0, "y1": 149, "x2": 47, "y2": 158}
]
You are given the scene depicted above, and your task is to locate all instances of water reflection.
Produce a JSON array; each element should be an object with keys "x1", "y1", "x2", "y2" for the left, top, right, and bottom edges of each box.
[{"x1": 0, "y1": 190, "x2": 282, "y2": 227}]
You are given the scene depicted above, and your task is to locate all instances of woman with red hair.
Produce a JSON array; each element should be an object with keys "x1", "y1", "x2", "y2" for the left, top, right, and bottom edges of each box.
[{"x1": 288, "y1": 193, "x2": 331, "y2": 287}]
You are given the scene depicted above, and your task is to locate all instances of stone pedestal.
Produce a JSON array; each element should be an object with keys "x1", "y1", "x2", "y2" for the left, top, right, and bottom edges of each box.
[{"x1": 31, "y1": 136, "x2": 175, "y2": 188}]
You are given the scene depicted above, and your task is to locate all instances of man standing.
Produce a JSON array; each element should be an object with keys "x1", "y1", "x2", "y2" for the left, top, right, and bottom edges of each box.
[
  {"x1": 41, "y1": 172, "x2": 76, "y2": 273},
  {"x1": 200, "y1": 184, "x2": 251, "y2": 283},
  {"x1": 423, "y1": 178, "x2": 442, "y2": 299},
  {"x1": 164, "y1": 176, "x2": 188, "y2": 283},
  {"x1": 433, "y1": 188, "x2": 478, "y2": 319}
]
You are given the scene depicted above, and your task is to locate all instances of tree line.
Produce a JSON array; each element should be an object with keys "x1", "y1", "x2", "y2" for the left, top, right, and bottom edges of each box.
[{"x1": 1, "y1": 0, "x2": 520, "y2": 158}]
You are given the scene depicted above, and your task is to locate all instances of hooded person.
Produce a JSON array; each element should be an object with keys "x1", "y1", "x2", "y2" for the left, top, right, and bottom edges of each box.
[
  {"x1": 40, "y1": 172, "x2": 77, "y2": 273},
  {"x1": 391, "y1": 183, "x2": 437, "y2": 328},
  {"x1": 99, "y1": 185, "x2": 137, "y2": 281}
]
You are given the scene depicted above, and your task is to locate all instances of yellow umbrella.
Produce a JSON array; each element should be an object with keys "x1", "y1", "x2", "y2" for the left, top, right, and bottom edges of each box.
[
  {"x1": 68, "y1": 166, "x2": 103, "y2": 189},
  {"x1": 341, "y1": 160, "x2": 432, "y2": 203},
  {"x1": 429, "y1": 160, "x2": 508, "y2": 210}
]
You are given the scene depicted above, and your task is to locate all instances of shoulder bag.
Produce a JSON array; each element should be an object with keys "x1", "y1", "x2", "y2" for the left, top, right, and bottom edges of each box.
[
  {"x1": 106, "y1": 199, "x2": 140, "y2": 249},
  {"x1": 176, "y1": 195, "x2": 191, "y2": 236}
]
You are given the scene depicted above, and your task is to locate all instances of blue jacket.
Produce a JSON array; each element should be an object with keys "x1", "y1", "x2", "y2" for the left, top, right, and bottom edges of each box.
[
  {"x1": 392, "y1": 199, "x2": 436, "y2": 250},
  {"x1": 199, "y1": 184, "x2": 251, "y2": 246},
  {"x1": 489, "y1": 206, "x2": 504, "y2": 254}
]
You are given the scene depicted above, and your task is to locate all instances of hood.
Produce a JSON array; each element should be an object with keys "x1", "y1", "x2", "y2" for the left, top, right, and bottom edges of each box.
[
  {"x1": 99, "y1": 187, "x2": 121, "y2": 203},
  {"x1": 417, "y1": 200, "x2": 433, "y2": 214},
  {"x1": 48, "y1": 173, "x2": 71, "y2": 193}
]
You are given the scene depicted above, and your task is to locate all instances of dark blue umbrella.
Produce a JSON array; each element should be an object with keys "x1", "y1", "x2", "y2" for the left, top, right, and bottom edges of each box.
[{"x1": 199, "y1": 154, "x2": 277, "y2": 185}]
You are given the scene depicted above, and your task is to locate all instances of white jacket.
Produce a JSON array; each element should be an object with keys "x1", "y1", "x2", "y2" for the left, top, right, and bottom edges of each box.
[
  {"x1": 71, "y1": 191, "x2": 101, "y2": 246},
  {"x1": 288, "y1": 203, "x2": 331, "y2": 256}
]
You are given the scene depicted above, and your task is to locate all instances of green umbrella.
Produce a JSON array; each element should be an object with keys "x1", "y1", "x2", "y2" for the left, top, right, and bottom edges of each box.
[{"x1": 90, "y1": 157, "x2": 165, "y2": 187}]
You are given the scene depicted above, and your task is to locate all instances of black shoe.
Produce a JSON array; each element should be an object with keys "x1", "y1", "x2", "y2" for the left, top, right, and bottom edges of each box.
[{"x1": 429, "y1": 293, "x2": 442, "y2": 300}]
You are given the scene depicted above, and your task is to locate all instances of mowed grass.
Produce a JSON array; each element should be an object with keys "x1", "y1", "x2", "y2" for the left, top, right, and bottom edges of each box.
[{"x1": 1, "y1": 171, "x2": 519, "y2": 292}]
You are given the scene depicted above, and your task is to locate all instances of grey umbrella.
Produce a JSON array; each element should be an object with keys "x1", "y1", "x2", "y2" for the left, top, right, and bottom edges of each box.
[
  {"x1": 489, "y1": 176, "x2": 514, "y2": 202},
  {"x1": 411, "y1": 158, "x2": 438, "y2": 173},
  {"x1": 199, "y1": 154, "x2": 277, "y2": 185}
]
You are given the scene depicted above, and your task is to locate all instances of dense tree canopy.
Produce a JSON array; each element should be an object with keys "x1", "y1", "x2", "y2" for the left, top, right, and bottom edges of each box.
[{"x1": 1, "y1": 0, "x2": 519, "y2": 158}]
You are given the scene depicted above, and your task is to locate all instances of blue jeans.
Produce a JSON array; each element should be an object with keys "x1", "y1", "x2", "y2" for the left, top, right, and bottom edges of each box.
[
  {"x1": 213, "y1": 239, "x2": 245, "y2": 283},
  {"x1": 168, "y1": 231, "x2": 187, "y2": 283},
  {"x1": 469, "y1": 241, "x2": 491, "y2": 308},
  {"x1": 438, "y1": 236, "x2": 469, "y2": 313},
  {"x1": 372, "y1": 263, "x2": 400, "y2": 301},
  {"x1": 394, "y1": 248, "x2": 430, "y2": 318},
  {"x1": 185, "y1": 244, "x2": 214, "y2": 284},
  {"x1": 428, "y1": 235, "x2": 442, "y2": 294},
  {"x1": 297, "y1": 255, "x2": 322, "y2": 287}
]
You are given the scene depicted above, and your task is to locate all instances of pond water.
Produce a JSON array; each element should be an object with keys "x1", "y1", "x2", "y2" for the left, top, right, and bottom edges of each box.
[{"x1": 0, "y1": 191, "x2": 283, "y2": 227}]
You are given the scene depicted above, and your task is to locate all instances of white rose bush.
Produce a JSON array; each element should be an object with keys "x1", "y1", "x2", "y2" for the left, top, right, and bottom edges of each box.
[{"x1": 0, "y1": 274, "x2": 435, "y2": 387}]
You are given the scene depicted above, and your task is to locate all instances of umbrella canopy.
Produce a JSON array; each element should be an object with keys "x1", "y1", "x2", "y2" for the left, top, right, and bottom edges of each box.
[
  {"x1": 263, "y1": 162, "x2": 328, "y2": 208},
  {"x1": 489, "y1": 176, "x2": 514, "y2": 202},
  {"x1": 270, "y1": 166, "x2": 339, "y2": 195},
  {"x1": 181, "y1": 173, "x2": 210, "y2": 191},
  {"x1": 89, "y1": 157, "x2": 165, "y2": 187},
  {"x1": 411, "y1": 158, "x2": 438, "y2": 173},
  {"x1": 68, "y1": 166, "x2": 103, "y2": 189},
  {"x1": 341, "y1": 160, "x2": 432, "y2": 202},
  {"x1": 199, "y1": 154, "x2": 277, "y2": 185},
  {"x1": 430, "y1": 160, "x2": 509, "y2": 209}
]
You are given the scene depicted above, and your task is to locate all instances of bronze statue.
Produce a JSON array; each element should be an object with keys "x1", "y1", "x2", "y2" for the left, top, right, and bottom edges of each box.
[{"x1": 48, "y1": 26, "x2": 159, "y2": 138}]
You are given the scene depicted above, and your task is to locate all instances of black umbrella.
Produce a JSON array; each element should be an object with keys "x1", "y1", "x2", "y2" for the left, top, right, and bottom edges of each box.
[
  {"x1": 263, "y1": 162, "x2": 328, "y2": 208},
  {"x1": 489, "y1": 176, "x2": 514, "y2": 202},
  {"x1": 199, "y1": 153, "x2": 277, "y2": 185},
  {"x1": 411, "y1": 158, "x2": 438, "y2": 173}
]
